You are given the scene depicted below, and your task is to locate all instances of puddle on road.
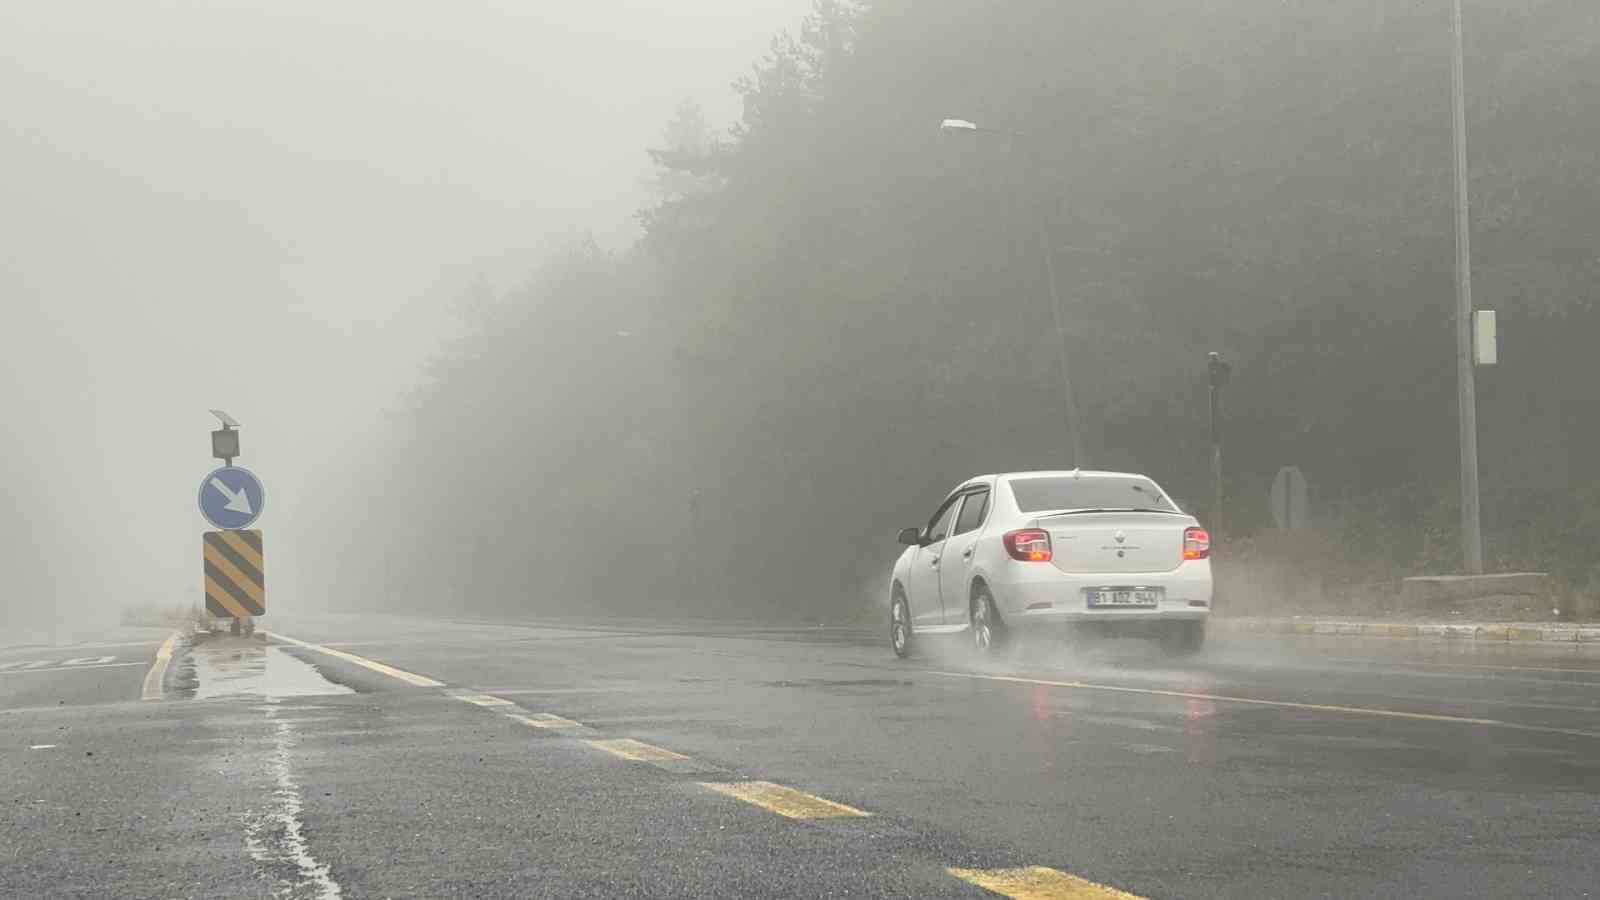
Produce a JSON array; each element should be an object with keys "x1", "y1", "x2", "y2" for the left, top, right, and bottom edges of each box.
[{"x1": 188, "y1": 638, "x2": 354, "y2": 700}]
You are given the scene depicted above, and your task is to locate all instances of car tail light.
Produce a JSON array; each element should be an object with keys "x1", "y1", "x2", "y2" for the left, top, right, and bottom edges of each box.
[
  {"x1": 1003, "y1": 529, "x2": 1052, "y2": 562},
  {"x1": 1183, "y1": 527, "x2": 1211, "y2": 560}
]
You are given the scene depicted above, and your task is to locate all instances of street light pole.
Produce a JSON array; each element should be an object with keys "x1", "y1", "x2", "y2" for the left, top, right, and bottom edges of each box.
[
  {"x1": 1032, "y1": 163, "x2": 1088, "y2": 468},
  {"x1": 940, "y1": 119, "x2": 1086, "y2": 467},
  {"x1": 1450, "y1": 0, "x2": 1484, "y2": 574},
  {"x1": 1207, "y1": 352, "x2": 1231, "y2": 537}
]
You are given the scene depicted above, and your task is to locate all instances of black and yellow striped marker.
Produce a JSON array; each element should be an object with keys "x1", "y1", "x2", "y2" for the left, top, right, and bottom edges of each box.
[{"x1": 203, "y1": 530, "x2": 265, "y2": 618}]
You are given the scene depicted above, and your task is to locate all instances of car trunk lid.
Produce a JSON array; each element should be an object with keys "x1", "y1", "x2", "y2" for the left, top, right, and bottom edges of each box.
[{"x1": 1034, "y1": 510, "x2": 1193, "y2": 574}]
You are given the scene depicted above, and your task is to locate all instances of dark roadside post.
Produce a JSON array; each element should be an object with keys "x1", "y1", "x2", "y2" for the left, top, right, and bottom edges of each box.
[{"x1": 1207, "y1": 352, "x2": 1231, "y2": 538}]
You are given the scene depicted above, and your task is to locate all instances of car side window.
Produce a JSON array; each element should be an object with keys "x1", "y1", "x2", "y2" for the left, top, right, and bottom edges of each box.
[
  {"x1": 925, "y1": 497, "x2": 961, "y2": 544},
  {"x1": 952, "y1": 489, "x2": 989, "y2": 536}
]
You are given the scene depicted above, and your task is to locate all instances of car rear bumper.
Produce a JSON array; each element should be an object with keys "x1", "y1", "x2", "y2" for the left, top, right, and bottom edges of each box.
[
  {"x1": 992, "y1": 560, "x2": 1212, "y2": 625},
  {"x1": 1010, "y1": 606, "x2": 1210, "y2": 625}
]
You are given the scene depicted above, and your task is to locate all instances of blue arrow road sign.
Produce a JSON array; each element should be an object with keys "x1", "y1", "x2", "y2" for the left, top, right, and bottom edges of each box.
[{"x1": 198, "y1": 466, "x2": 266, "y2": 530}]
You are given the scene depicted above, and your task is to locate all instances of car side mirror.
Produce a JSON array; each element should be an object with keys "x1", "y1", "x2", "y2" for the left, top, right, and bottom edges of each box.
[{"x1": 897, "y1": 527, "x2": 924, "y2": 546}]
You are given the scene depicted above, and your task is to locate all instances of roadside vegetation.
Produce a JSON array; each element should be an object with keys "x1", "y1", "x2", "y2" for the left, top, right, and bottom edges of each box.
[{"x1": 309, "y1": 1, "x2": 1600, "y2": 621}]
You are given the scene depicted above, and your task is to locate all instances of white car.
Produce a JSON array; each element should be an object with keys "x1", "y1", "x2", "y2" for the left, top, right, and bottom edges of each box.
[{"x1": 888, "y1": 470, "x2": 1212, "y2": 657}]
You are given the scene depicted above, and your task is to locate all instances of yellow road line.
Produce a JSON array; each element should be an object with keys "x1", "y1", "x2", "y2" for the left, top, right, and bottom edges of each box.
[
  {"x1": 948, "y1": 866, "x2": 1144, "y2": 899},
  {"x1": 141, "y1": 632, "x2": 181, "y2": 701},
  {"x1": 474, "y1": 688, "x2": 623, "y2": 695},
  {"x1": 267, "y1": 632, "x2": 444, "y2": 687},
  {"x1": 586, "y1": 738, "x2": 689, "y2": 762},
  {"x1": 932, "y1": 670, "x2": 1600, "y2": 739},
  {"x1": 699, "y1": 781, "x2": 871, "y2": 819},
  {"x1": 453, "y1": 693, "x2": 515, "y2": 707},
  {"x1": 507, "y1": 712, "x2": 585, "y2": 729}
]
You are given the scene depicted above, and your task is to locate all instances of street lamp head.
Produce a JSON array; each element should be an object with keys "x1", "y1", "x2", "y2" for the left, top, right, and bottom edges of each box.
[
  {"x1": 939, "y1": 118, "x2": 979, "y2": 132},
  {"x1": 1207, "y1": 352, "x2": 1232, "y2": 388}
]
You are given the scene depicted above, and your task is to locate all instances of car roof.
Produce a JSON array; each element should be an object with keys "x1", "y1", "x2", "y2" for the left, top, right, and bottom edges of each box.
[
  {"x1": 977, "y1": 470, "x2": 1150, "y2": 483},
  {"x1": 952, "y1": 470, "x2": 1152, "y2": 493}
]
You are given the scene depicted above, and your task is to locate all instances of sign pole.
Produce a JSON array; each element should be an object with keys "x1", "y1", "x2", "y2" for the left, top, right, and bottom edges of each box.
[
  {"x1": 1207, "y1": 353, "x2": 1231, "y2": 538},
  {"x1": 1450, "y1": 0, "x2": 1484, "y2": 574},
  {"x1": 201, "y1": 410, "x2": 264, "y2": 636}
]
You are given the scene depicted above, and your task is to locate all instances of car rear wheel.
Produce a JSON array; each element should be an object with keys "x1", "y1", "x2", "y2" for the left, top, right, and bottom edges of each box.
[
  {"x1": 971, "y1": 587, "x2": 1005, "y2": 656},
  {"x1": 889, "y1": 591, "x2": 913, "y2": 659},
  {"x1": 1160, "y1": 620, "x2": 1205, "y2": 656}
]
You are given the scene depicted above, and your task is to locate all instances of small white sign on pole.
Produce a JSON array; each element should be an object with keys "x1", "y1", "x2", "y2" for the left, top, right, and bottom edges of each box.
[
  {"x1": 1270, "y1": 466, "x2": 1310, "y2": 531},
  {"x1": 1474, "y1": 309, "x2": 1497, "y2": 365}
]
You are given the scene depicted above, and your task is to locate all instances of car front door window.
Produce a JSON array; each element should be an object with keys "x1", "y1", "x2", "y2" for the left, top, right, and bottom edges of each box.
[
  {"x1": 927, "y1": 498, "x2": 960, "y2": 544},
  {"x1": 952, "y1": 489, "x2": 989, "y2": 536},
  {"x1": 940, "y1": 489, "x2": 989, "y2": 623},
  {"x1": 908, "y1": 496, "x2": 962, "y2": 626}
]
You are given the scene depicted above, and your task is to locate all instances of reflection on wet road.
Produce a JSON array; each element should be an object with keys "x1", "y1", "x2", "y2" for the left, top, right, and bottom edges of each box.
[
  {"x1": 10, "y1": 615, "x2": 1599, "y2": 899},
  {"x1": 248, "y1": 614, "x2": 1598, "y2": 899},
  {"x1": 189, "y1": 637, "x2": 353, "y2": 700}
]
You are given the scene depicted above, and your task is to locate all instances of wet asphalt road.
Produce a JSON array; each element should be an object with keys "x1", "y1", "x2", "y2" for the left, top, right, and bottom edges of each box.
[{"x1": 4, "y1": 614, "x2": 1599, "y2": 899}]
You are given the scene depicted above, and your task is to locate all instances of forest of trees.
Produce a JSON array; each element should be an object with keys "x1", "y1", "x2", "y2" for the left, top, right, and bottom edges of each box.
[{"x1": 306, "y1": 0, "x2": 1600, "y2": 621}]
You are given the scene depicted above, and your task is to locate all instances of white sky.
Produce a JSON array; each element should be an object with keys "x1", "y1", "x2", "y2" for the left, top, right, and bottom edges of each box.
[{"x1": 0, "y1": 0, "x2": 807, "y2": 617}]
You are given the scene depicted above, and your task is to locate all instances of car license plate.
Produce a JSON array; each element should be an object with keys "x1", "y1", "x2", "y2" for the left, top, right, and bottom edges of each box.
[{"x1": 1086, "y1": 587, "x2": 1161, "y2": 608}]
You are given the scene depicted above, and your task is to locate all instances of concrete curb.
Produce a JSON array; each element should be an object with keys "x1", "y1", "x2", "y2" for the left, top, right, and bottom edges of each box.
[
  {"x1": 1213, "y1": 618, "x2": 1600, "y2": 643},
  {"x1": 139, "y1": 630, "x2": 190, "y2": 701}
]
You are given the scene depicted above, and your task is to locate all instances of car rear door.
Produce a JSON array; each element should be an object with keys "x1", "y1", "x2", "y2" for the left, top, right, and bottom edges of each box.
[
  {"x1": 939, "y1": 488, "x2": 990, "y2": 623},
  {"x1": 907, "y1": 495, "x2": 961, "y2": 627}
]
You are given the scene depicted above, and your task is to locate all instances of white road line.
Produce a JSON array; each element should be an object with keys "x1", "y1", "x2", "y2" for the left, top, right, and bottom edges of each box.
[
  {"x1": 1326, "y1": 656, "x2": 1600, "y2": 677},
  {"x1": 141, "y1": 633, "x2": 181, "y2": 700},
  {"x1": 0, "y1": 662, "x2": 145, "y2": 678},
  {"x1": 29, "y1": 744, "x2": 57, "y2": 750},
  {"x1": 266, "y1": 632, "x2": 444, "y2": 687},
  {"x1": 931, "y1": 670, "x2": 1600, "y2": 739},
  {"x1": 245, "y1": 703, "x2": 343, "y2": 900},
  {"x1": 0, "y1": 639, "x2": 168, "y2": 654}
]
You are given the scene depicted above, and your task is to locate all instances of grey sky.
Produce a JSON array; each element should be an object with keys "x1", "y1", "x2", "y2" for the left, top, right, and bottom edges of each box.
[{"x1": 1, "y1": 0, "x2": 807, "y2": 620}]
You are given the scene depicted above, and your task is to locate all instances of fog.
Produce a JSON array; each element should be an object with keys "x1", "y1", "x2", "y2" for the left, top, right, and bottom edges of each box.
[
  {"x1": 6, "y1": 1, "x2": 1599, "y2": 633},
  {"x1": 1, "y1": 0, "x2": 807, "y2": 626}
]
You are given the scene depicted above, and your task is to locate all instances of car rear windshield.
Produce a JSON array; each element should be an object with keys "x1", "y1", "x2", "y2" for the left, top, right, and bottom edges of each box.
[{"x1": 1008, "y1": 476, "x2": 1177, "y2": 513}]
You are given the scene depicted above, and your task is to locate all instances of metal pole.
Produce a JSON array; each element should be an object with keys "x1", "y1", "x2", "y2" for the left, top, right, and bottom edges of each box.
[
  {"x1": 1206, "y1": 352, "x2": 1230, "y2": 538},
  {"x1": 1210, "y1": 382, "x2": 1223, "y2": 537},
  {"x1": 1451, "y1": 0, "x2": 1484, "y2": 574},
  {"x1": 1019, "y1": 135, "x2": 1087, "y2": 468},
  {"x1": 1036, "y1": 212, "x2": 1087, "y2": 468},
  {"x1": 952, "y1": 122, "x2": 1087, "y2": 466}
]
